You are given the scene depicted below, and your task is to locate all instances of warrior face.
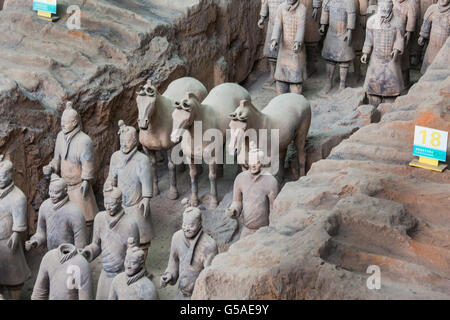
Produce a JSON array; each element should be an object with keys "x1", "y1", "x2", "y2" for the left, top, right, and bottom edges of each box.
[
  {"x1": 61, "y1": 110, "x2": 79, "y2": 135},
  {"x1": 124, "y1": 253, "x2": 143, "y2": 277},
  {"x1": 182, "y1": 207, "x2": 202, "y2": 239},
  {"x1": 249, "y1": 157, "x2": 262, "y2": 175},
  {"x1": 49, "y1": 180, "x2": 67, "y2": 204},
  {"x1": 379, "y1": 0, "x2": 393, "y2": 18},
  {"x1": 0, "y1": 167, "x2": 13, "y2": 189},
  {"x1": 119, "y1": 131, "x2": 137, "y2": 154},
  {"x1": 104, "y1": 196, "x2": 121, "y2": 216}
]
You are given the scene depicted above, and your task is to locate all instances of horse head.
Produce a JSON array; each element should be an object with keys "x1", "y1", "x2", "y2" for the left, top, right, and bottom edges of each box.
[
  {"x1": 136, "y1": 79, "x2": 159, "y2": 130},
  {"x1": 170, "y1": 92, "x2": 199, "y2": 144}
]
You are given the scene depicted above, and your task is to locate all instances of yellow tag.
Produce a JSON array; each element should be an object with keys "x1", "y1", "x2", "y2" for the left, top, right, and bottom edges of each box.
[{"x1": 37, "y1": 10, "x2": 52, "y2": 18}]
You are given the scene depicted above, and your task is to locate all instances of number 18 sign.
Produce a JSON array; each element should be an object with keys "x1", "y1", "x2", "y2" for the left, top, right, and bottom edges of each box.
[{"x1": 410, "y1": 125, "x2": 448, "y2": 172}]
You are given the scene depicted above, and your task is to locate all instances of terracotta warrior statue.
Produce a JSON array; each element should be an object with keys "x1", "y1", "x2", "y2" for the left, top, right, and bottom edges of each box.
[
  {"x1": 320, "y1": 0, "x2": 357, "y2": 93},
  {"x1": 160, "y1": 207, "x2": 218, "y2": 300},
  {"x1": 31, "y1": 243, "x2": 93, "y2": 300},
  {"x1": 25, "y1": 174, "x2": 88, "y2": 251},
  {"x1": 0, "y1": 156, "x2": 31, "y2": 300},
  {"x1": 81, "y1": 186, "x2": 140, "y2": 300},
  {"x1": 418, "y1": 0, "x2": 450, "y2": 73},
  {"x1": 43, "y1": 102, "x2": 98, "y2": 237},
  {"x1": 258, "y1": 0, "x2": 286, "y2": 89},
  {"x1": 393, "y1": 0, "x2": 418, "y2": 86},
  {"x1": 361, "y1": 0, "x2": 405, "y2": 107},
  {"x1": 300, "y1": 0, "x2": 323, "y2": 76},
  {"x1": 106, "y1": 120, "x2": 153, "y2": 258},
  {"x1": 226, "y1": 143, "x2": 279, "y2": 239},
  {"x1": 270, "y1": 0, "x2": 308, "y2": 94},
  {"x1": 108, "y1": 238, "x2": 159, "y2": 300}
]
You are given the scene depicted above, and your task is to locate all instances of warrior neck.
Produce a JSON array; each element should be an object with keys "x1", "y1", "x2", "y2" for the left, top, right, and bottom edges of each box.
[{"x1": 0, "y1": 182, "x2": 14, "y2": 199}]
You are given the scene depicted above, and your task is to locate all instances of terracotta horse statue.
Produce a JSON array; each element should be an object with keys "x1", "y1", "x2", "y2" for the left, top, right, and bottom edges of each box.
[
  {"x1": 228, "y1": 94, "x2": 311, "y2": 180},
  {"x1": 170, "y1": 83, "x2": 251, "y2": 209},
  {"x1": 137, "y1": 77, "x2": 207, "y2": 199}
]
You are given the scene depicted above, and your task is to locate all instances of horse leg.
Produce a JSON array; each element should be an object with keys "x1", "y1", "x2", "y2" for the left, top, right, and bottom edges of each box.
[
  {"x1": 295, "y1": 127, "x2": 308, "y2": 178},
  {"x1": 167, "y1": 148, "x2": 178, "y2": 200},
  {"x1": 189, "y1": 162, "x2": 199, "y2": 207},
  {"x1": 209, "y1": 163, "x2": 218, "y2": 209},
  {"x1": 144, "y1": 147, "x2": 160, "y2": 196}
]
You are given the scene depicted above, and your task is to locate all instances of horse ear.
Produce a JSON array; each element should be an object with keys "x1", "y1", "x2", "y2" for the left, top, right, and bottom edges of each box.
[
  {"x1": 185, "y1": 92, "x2": 198, "y2": 101},
  {"x1": 137, "y1": 85, "x2": 145, "y2": 96}
]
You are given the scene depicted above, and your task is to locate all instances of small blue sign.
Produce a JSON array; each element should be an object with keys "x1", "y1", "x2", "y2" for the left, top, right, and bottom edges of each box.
[
  {"x1": 413, "y1": 145, "x2": 446, "y2": 162},
  {"x1": 33, "y1": 0, "x2": 57, "y2": 14}
]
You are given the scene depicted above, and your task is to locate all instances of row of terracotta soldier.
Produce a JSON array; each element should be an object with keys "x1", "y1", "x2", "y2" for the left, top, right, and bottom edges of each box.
[
  {"x1": 0, "y1": 97, "x2": 283, "y2": 299},
  {"x1": 260, "y1": 0, "x2": 449, "y2": 106}
]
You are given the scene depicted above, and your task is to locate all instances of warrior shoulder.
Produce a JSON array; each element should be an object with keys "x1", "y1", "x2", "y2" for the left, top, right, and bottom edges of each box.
[
  {"x1": 200, "y1": 232, "x2": 217, "y2": 252},
  {"x1": 9, "y1": 186, "x2": 27, "y2": 205},
  {"x1": 366, "y1": 14, "x2": 378, "y2": 28},
  {"x1": 424, "y1": 4, "x2": 438, "y2": 19}
]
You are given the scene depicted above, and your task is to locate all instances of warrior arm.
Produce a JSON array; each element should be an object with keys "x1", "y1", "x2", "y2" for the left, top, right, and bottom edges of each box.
[
  {"x1": 108, "y1": 280, "x2": 119, "y2": 300},
  {"x1": 72, "y1": 213, "x2": 88, "y2": 249},
  {"x1": 165, "y1": 234, "x2": 180, "y2": 285},
  {"x1": 406, "y1": 2, "x2": 418, "y2": 33},
  {"x1": 83, "y1": 217, "x2": 102, "y2": 262},
  {"x1": 260, "y1": 0, "x2": 269, "y2": 18},
  {"x1": 78, "y1": 263, "x2": 94, "y2": 300},
  {"x1": 295, "y1": 9, "x2": 307, "y2": 44},
  {"x1": 31, "y1": 208, "x2": 47, "y2": 247},
  {"x1": 346, "y1": 0, "x2": 357, "y2": 30},
  {"x1": 268, "y1": 178, "x2": 280, "y2": 215},
  {"x1": 48, "y1": 133, "x2": 63, "y2": 174},
  {"x1": 203, "y1": 242, "x2": 218, "y2": 269},
  {"x1": 313, "y1": 0, "x2": 322, "y2": 9},
  {"x1": 80, "y1": 138, "x2": 95, "y2": 181},
  {"x1": 271, "y1": 5, "x2": 283, "y2": 42},
  {"x1": 106, "y1": 154, "x2": 119, "y2": 188},
  {"x1": 31, "y1": 256, "x2": 50, "y2": 300},
  {"x1": 230, "y1": 175, "x2": 243, "y2": 217},
  {"x1": 139, "y1": 156, "x2": 153, "y2": 198},
  {"x1": 394, "y1": 22, "x2": 406, "y2": 54},
  {"x1": 320, "y1": 1, "x2": 330, "y2": 25},
  {"x1": 419, "y1": 7, "x2": 434, "y2": 39},
  {"x1": 12, "y1": 194, "x2": 27, "y2": 233},
  {"x1": 362, "y1": 25, "x2": 374, "y2": 54}
]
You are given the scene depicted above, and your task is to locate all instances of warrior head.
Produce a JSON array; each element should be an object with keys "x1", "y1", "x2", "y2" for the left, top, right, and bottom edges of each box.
[
  {"x1": 248, "y1": 141, "x2": 265, "y2": 176},
  {"x1": 182, "y1": 207, "x2": 202, "y2": 239},
  {"x1": 0, "y1": 155, "x2": 13, "y2": 189},
  {"x1": 61, "y1": 101, "x2": 81, "y2": 134},
  {"x1": 103, "y1": 184, "x2": 122, "y2": 216},
  {"x1": 124, "y1": 237, "x2": 145, "y2": 277},
  {"x1": 49, "y1": 174, "x2": 68, "y2": 204},
  {"x1": 378, "y1": 0, "x2": 393, "y2": 19},
  {"x1": 118, "y1": 120, "x2": 138, "y2": 154},
  {"x1": 439, "y1": 0, "x2": 449, "y2": 8}
]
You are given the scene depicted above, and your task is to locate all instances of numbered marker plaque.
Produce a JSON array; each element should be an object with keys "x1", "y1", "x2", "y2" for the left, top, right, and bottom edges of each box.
[{"x1": 410, "y1": 126, "x2": 448, "y2": 172}]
